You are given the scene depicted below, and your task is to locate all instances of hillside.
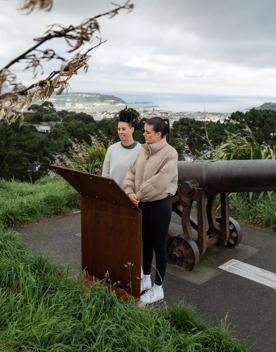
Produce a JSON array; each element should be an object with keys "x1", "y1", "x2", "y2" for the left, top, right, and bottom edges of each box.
[
  {"x1": 49, "y1": 92, "x2": 126, "y2": 105},
  {"x1": 256, "y1": 102, "x2": 276, "y2": 111}
]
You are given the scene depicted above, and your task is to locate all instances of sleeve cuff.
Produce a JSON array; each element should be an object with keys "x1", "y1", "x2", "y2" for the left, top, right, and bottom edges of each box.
[{"x1": 124, "y1": 186, "x2": 134, "y2": 194}]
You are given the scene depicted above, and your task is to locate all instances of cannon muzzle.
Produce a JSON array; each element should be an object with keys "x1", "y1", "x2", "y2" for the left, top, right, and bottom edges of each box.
[{"x1": 177, "y1": 159, "x2": 276, "y2": 195}]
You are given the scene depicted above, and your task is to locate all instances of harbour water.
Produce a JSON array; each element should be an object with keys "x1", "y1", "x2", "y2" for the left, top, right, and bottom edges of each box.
[{"x1": 111, "y1": 92, "x2": 276, "y2": 113}]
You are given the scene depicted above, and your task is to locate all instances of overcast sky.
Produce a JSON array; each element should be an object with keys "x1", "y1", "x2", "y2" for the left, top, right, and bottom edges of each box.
[{"x1": 1, "y1": 0, "x2": 276, "y2": 100}]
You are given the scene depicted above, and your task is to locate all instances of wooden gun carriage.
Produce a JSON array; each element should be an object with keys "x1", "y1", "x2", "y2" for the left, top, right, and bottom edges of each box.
[{"x1": 168, "y1": 159, "x2": 276, "y2": 271}]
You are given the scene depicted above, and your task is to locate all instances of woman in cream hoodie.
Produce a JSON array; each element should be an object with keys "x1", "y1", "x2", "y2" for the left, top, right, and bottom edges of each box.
[
  {"x1": 124, "y1": 117, "x2": 178, "y2": 304},
  {"x1": 102, "y1": 107, "x2": 141, "y2": 188}
]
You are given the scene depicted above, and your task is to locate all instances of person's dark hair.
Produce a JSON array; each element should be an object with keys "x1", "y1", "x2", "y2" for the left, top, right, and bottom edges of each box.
[
  {"x1": 144, "y1": 117, "x2": 170, "y2": 138},
  {"x1": 116, "y1": 106, "x2": 140, "y2": 128}
]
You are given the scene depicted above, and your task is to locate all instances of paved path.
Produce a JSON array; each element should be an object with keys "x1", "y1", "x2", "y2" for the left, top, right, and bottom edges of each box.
[{"x1": 18, "y1": 212, "x2": 276, "y2": 352}]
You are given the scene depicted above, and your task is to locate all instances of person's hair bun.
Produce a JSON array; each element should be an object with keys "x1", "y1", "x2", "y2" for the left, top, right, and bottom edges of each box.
[{"x1": 117, "y1": 106, "x2": 140, "y2": 127}]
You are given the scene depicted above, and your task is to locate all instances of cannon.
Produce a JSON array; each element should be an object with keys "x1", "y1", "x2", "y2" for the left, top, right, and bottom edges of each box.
[{"x1": 167, "y1": 159, "x2": 276, "y2": 271}]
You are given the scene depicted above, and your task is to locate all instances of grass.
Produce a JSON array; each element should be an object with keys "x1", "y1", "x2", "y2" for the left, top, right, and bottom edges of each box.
[
  {"x1": 0, "y1": 177, "x2": 249, "y2": 350},
  {"x1": 0, "y1": 175, "x2": 272, "y2": 351},
  {"x1": 0, "y1": 224, "x2": 248, "y2": 351},
  {"x1": 229, "y1": 192, "x2": 276, "y2": 228},
  {"x1": 0, "y1": 176, "x2": 79, "y2": 227}
]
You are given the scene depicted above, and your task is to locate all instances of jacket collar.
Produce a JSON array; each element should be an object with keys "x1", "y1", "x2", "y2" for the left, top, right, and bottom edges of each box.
[{"x1": 142, "y1": 137, "x2": 168, "y2": 156}]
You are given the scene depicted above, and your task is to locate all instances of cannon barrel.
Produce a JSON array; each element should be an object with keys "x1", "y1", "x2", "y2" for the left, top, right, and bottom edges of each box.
[
  {"x1": 177, "y1": 159, "x2": 276, "y2": 195},
  {"x1": 168, "y1": 159, "x2": 276, "y2": 271}
]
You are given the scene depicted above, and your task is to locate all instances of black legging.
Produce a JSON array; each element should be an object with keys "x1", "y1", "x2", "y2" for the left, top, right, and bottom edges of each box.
[{"x1": 139, "y1": 196, "x2": 172, "y2": 286}]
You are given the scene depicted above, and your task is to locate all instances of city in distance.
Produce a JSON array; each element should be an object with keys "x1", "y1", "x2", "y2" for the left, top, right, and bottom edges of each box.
[{"x1": 48, "y1": 91, "x2": 276, "y2": 123}]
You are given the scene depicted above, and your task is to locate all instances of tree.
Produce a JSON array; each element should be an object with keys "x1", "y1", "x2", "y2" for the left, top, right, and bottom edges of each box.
[
  {"x1": 170, "y1": 117, "x2": 225, "y2": 159},
  {"x1": 0, "y1": 120, "x2": 49, "y2": 181},
  {"x1": 25, "y1": 102, "x2": 60, "y2": 123},
  {"x1": 226, "y1": 108, "x2": 276, "y2": 147},
  {"x1": 0, "y1": 0, "x2": 134, "y2": 121}
]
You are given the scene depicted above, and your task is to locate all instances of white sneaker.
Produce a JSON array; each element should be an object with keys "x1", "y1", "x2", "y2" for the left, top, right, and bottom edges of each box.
[
  {"x1": 140, "y1": 284, "x2": 164, "y2": 304},
  {"x1": 140, "y1": 275, "x2": 152, "y2": 293}
]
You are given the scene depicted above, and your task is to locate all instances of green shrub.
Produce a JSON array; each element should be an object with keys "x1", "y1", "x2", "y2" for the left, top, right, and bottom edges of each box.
[
  {"x1": 230, "y1": 192, "x2": 276, "y2": 227},
  {"x1": 212, "y1": 126, "x2": 275, "y2": 161}
]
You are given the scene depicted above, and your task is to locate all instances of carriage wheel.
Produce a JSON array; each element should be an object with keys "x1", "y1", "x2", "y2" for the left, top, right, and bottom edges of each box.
[
  {"x1": 167, "y1": 235, "x2": 200, "y2": 271},
  {"x1": 227, "y1": 217, "x2": 242, "y2": 248}
]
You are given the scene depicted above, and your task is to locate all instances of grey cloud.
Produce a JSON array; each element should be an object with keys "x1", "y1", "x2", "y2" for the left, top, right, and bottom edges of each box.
[
  {"x1": 2, "y1": 0, "x2": 276, "y2": 96},
  {"x1": 133, "y1": 0, "x2": 276, "y2": 68},
  {"x1": 138, "y1": 0, "x2": 276, "y2": 40},
  {"x1": 6, "y1": 0, "x2": 276, "y2": 67}
]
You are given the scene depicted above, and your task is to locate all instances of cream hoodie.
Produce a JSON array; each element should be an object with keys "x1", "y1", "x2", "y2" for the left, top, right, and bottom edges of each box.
[{"x1": 124, "y1": 137, "x2": 178, "y2": 202}]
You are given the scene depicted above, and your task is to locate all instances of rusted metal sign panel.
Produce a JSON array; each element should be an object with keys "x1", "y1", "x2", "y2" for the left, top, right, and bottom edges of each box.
[
  {"x1": 51, "y1": 165, "x2": 137, "y2": 208},
  {"x1": 81, "y1": 196, "x2": 141, "y2": 297},
  {"x1": 51, "y1": 165, "x2": 142, "y2": 298}
]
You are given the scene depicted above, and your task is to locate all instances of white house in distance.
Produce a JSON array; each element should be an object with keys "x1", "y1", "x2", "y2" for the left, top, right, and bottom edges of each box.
[{"x1": 34, "y1": 123, "x2": 51, "y2": 133}]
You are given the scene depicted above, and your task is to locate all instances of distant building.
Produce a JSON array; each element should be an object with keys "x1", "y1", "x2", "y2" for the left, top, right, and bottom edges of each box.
[{"x1": 34, "y1": 124, "x2": 51, "y2": 133}]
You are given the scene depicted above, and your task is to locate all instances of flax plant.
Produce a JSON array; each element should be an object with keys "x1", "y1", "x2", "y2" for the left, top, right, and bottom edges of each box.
[
  {"x1": 211, "y1": 126, "x2": 276, "y2": 225},
  {"x1": 54, "y1": 136, "x2": 107, "y2": 175}
]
